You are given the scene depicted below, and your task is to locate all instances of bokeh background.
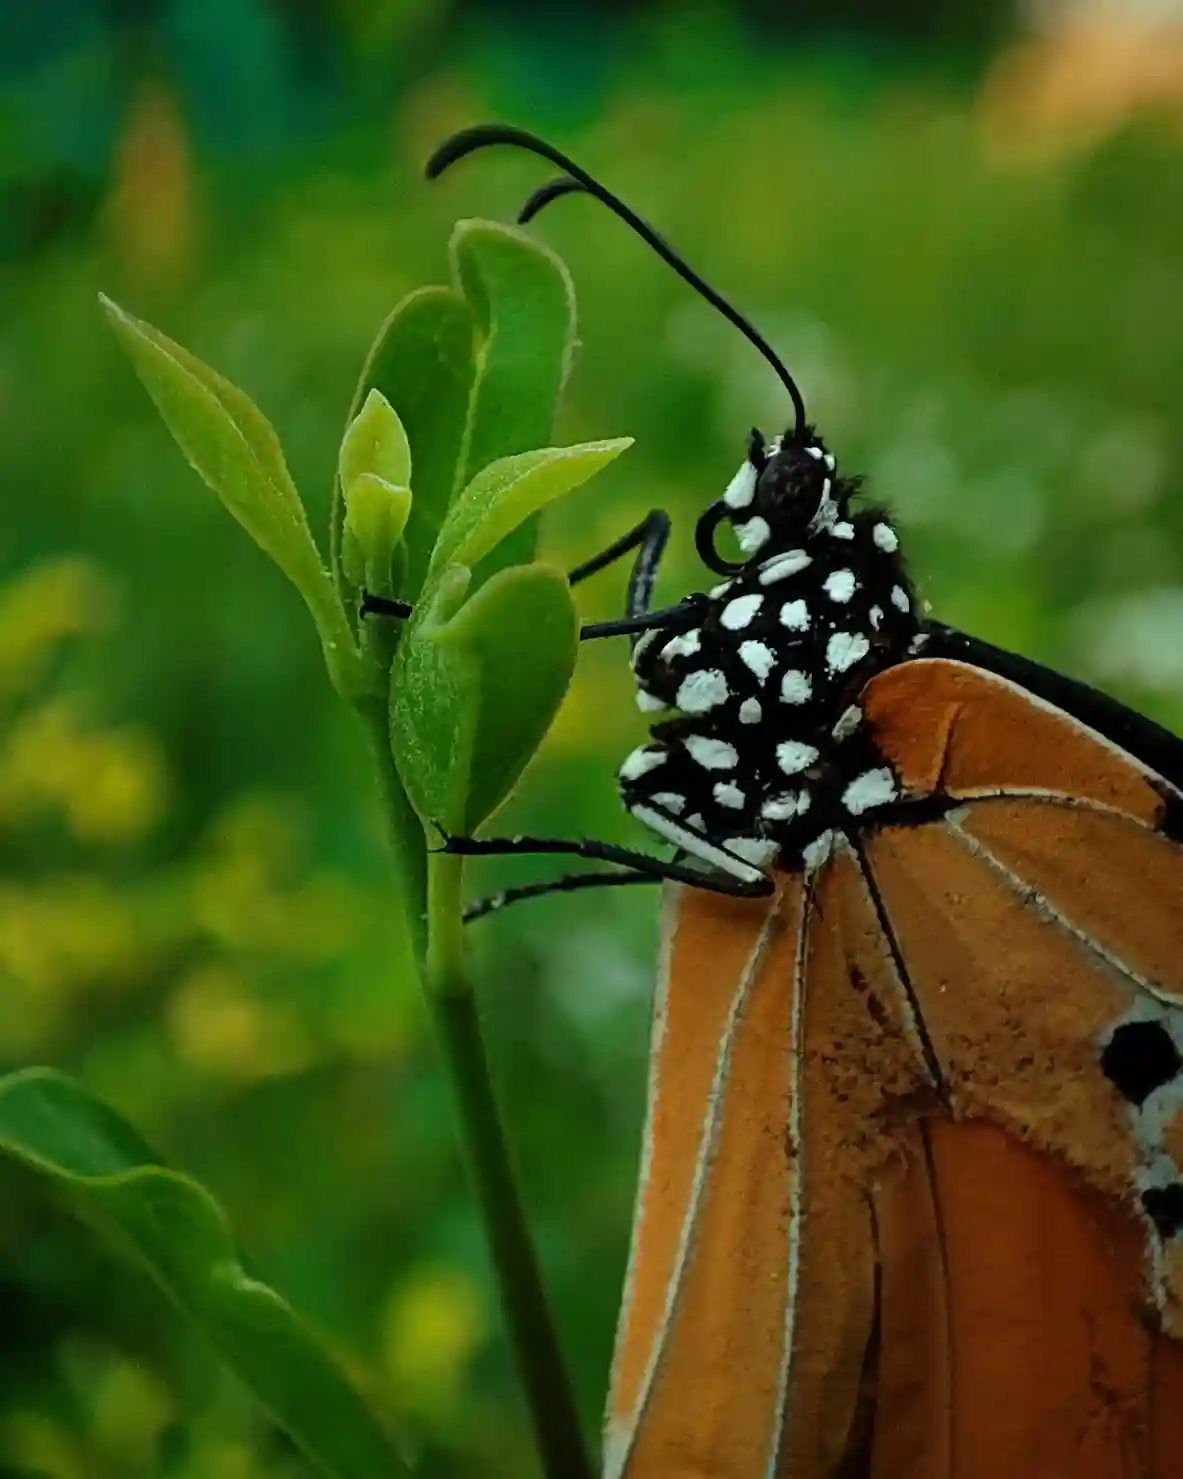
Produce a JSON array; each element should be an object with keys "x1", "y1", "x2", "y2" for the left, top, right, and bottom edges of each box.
[{"x1": 3, "y1": 0, "x2": 1183, "y2": 1474}]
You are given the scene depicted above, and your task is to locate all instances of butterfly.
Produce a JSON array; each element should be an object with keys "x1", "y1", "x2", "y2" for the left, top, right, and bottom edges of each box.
[{"x1": 374, "y1": 126, "x2": 1183, "y2": 1478}]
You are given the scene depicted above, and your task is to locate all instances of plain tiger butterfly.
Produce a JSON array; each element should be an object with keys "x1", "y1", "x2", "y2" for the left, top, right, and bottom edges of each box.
[{"x1": 376, "y1": 126, "x2": 1183, "y2": 1479}]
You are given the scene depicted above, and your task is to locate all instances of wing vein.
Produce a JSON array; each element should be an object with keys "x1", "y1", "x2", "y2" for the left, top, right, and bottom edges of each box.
[
  {"x1": 849, "y1": 835, "x2": 950, "y2": 1105},
  {"x1": 766, "y1": 881, "x2": 811, "y2": 1479},
  {"x1": 944, "y1": 813, "x2": 1183, "y2": 1010},
  {"x1": 615, "y1": 894, "x2": 783, "y2": 1479}
]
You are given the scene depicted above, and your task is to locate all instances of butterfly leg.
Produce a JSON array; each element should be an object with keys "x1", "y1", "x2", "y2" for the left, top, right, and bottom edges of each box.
[
  {"x1": 437, "y1": 829, "x2": 775, "y2": 899},
  {"x1": 362, "y1": 510, "x2": 705, "y2": 640},
  {"x1": 572, "y1": 509, "x2": 708, "y2": 641},
  {"x1": 462, "y1": 868, "x2": 661, "y2": 923},
  {"x1": 359, "y1": 593, "x2": 413, "y2": 619}
]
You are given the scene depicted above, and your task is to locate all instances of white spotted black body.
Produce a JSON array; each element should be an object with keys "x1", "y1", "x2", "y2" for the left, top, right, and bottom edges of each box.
[{"x1": 618, "y1": 429, "x2": 925, "y2": 880}]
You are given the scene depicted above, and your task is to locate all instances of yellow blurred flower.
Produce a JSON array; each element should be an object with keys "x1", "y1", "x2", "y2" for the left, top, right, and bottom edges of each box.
[
  {"x1": 165, "y1": 964, "x2": 315, "y2": 1080},
  {"x1": 0, "y1": 558, "x2": 115, "y2": 704},
  {"x1": 0, "y1": 697, "x2": 167, "y2": 845},
  {"x1": 381, "y1": 1263, "x2": 488, "y2": 1418}
]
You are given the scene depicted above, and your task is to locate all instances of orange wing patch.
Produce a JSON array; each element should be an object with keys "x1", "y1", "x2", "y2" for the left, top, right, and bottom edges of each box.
[
  {"x1": 862, "y1": 655, "x2": 1183, "y2": 1341},
  {"x1": 874, "y1": 1118, "x2": 1183, "y2": 1479},
  {"x1": 773, "y1": 848, "x2": 934, "y2": 1478},
  {"x1": 606, "y1": 885, "x2": 783, "y2": 1457},
  {"x1": 862, "y1": 820, "x2": 1139, "y2": 1202},
  {"x1": 863, "y1": 658, "x2": 1169, "y2": 824},
  {"x1": 958, "y1": 799, "x2": 1183, "y2": 1000},
  {"x1": 606, "y1": 884, "x2": 798, "y2": 1479}
]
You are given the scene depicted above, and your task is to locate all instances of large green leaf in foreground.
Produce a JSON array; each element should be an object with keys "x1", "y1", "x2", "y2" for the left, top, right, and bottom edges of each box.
[
  {"x1": 392, "y1": 562, "x2": 579, "y2": 835},
  {"x1": 0, "y1": 1069, "x2": 408, "y2": 1479},
  {"x1": 336, "y1": 219, "x2": 577, "y2": 607},
  {"x1": 101, "y1": 295, "x2": 364, "y2": 701}
]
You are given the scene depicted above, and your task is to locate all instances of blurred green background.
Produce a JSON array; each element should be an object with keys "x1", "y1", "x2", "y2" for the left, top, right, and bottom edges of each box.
[{"x1": 3, "y1": 0, "x2": 1183, "y2": 1474}]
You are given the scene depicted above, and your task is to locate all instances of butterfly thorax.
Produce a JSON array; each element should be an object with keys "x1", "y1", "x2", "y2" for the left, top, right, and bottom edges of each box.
[{"x1": 618, "y1": 431, "x2": 925, "y2": 880}]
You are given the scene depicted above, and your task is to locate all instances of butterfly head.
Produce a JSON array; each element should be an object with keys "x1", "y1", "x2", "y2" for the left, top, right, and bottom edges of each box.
[{"x1": 696, "y1": 426, "x2": 844, "y2": 576}]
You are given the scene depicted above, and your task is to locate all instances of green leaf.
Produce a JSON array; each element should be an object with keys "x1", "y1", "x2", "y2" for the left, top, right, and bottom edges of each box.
[
  {"x1": 390, "y1": 567, "x2": 478, "y2": 835},
  {"x1": 341, "y1": 474, "x2": 413, "y2": 596},
  {"x1": 101, "y1": 296, "x2": 365, "y2": 700},
  {"x1": 391, "y1": 563, "x2": 578, "y2": 835},
  {"x1": 335, "y1": 287, "x2": 477, "y2": 607},
  {"x1": 445, "y1": 563, "x2": 579, "y2": 830},
  {"x1": 335, "y1": 223, "x2": 576, "y2": 608},
  {"x1": 450, "y1": 221, "x2": 577, "y2": 585},
  {"x1": 339, "y1": 388, "x2": 412, "y2": 495},
  {"x1": 427, "y1": 440, "x2": 632, "y2": 587},
  {"x1": 0, "y1": 1069, "x2": 408, "y2": 1479}
]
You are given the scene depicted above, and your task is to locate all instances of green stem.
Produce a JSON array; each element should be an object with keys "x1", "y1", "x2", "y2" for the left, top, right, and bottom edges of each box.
[
  {"x1": 426, "y1": 850, "x2": 594, "y2": 1479},
  {"x1": 359, "y1": 696, "x2": 427, "y2": 965}
]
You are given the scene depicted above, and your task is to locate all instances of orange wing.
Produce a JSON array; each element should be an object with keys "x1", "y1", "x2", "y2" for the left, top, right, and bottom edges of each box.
[
  {"x1": 863, "y1": 658, "x2": 1183, "y2": 1334},
  {"x1": 606, "y1": 656, "x2": 1183, "y2": 1479},
  {"x1": 606, "y1": 855, "x2": 935, "y2": 1478}
]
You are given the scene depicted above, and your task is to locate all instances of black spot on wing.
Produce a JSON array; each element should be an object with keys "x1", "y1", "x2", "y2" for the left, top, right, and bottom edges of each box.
[
  {"x1": 1100, "y1": 1020, "x2": 1183, "y2": 1107},
  {"x1": 1141, "y1": 1183, "x2": 1183, "y2": 1239}
]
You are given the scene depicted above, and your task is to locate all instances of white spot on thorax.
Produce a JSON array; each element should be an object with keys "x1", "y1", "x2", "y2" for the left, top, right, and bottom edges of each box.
[
  {"x1": 830, "y1": 522, "x2": 855, "y2": 541},
  {"x1": 636, "y1": 689, "x2": 668, "y2": 713},
  {"x1": 713, "y1": 781, "x2": 745, "y2": 809},
  {"x1": 891, "y1": 585, "x2": 911, "y2": 613},
  {"x1": 758, "y1": 550, "x2": 811, "y2": 584},
  {"x1": 736, "y1": 516, "x2": 771, "y2": 554},
  {"x1": 843, "y1": 768, "x2": 898, "y2": 815},
  {"x1": 722, "y1": 460, "x2": 758, "y2": 510},
  {"x1": 676, "y1": 669, "x2": 729, "y2": 714},
  {"x1": 685, "y1": 734, "x2": 738, "y2": 770},
  {"x1": 779, "y1": 669, "x2": 812, "y2": 705},
  {"x1": 779, "y1": 599, "x2": 810, "y2": 632},
  {"x1": 710, "y1": 580, "x2": 733, "y2": 598},
  {"x1": 822, "y1": 569, "x2": 857, "y2": 603},
  {"x1": 721, "y1": 593, "x2": 764, "y2": 630},
  {"x1": 620, "y1": 746, "x2": 667, "y2": 781},
  {"x1": 832, "y1": 704, "x2": 862, "y2": 740},
  {"x1": 869, "y1": 605, "x2": 883, "y2": 630},
  {"x1": 777, "y1": 739, "x2": 819, "y2": 776},
  {"x1": 823, "y1": 452, "x2": 836, "y2": 471},
  {"x1": 806, "y1": 444, "x2": 823, "y2": 460},
  {"x1": 761, "y1": 790, "x2": 810, "y2": 821},
  {"x1": 873, "y1": 522, "x2": 899, "y2": 553},
  {"x1": 738, "y1": 697, "x2": 762, "y2": 724},
  {"x1": 827, "y1": 631, "x2": 870, "y2": 674},
  {"x1": 650, "y1": 792, "x2": 685, "y2": 815},
  {"x1": 661, "y1": 628, "x2": 702, "y2": 661},
  {"x1": 739, "y1": 640, "x2": 777, "y2": 683}
]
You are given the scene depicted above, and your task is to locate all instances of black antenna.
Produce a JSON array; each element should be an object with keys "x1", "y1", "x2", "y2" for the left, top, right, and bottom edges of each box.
[
  {"x1": 518, "y1": 176, "x2": 583, "y2": 224},
  {"x1": 426, "y1": 124, "x2": 808, "y2": 437}
]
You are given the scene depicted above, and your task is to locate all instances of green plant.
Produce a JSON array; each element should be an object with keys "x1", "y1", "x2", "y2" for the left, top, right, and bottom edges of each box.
[{"x1": 0, "y1": 217, "x2": 630, "y2": 1479}]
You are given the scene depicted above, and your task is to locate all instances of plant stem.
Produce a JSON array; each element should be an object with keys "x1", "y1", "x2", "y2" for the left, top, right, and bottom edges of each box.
[
  {"x1": 359, "y1": 697, "x2": 427, "y2": 964},
  {"x1": 426, "y1": 850, "x2": 594, "y2": 1479}
]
